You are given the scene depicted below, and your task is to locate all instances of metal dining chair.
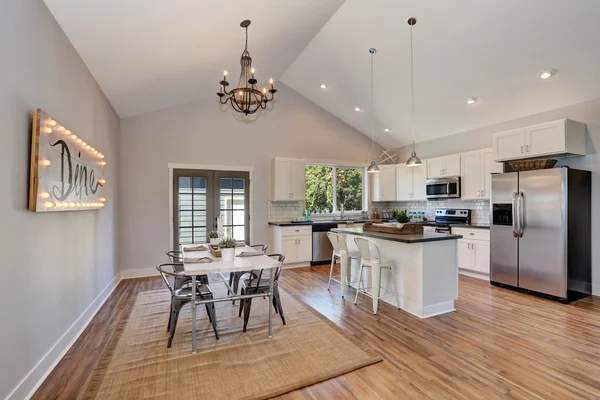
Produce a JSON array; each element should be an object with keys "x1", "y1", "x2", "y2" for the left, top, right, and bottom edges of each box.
[
  {"x1": 156, "y1": 263, "x2": 219, "y2": 347},
  {"x1": 228, "y1": 244, "x2": 268, "y2": 296},
  {"x1": 166, "y1": 250, "x2": 209, "y2": 287},
  {"x1": 238, "y1": 254, "x2": 286, "y2": 332}
]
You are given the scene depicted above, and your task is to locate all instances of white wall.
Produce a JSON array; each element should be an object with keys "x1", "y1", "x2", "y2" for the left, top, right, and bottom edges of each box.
[
  {"x1": 0, "y1": 1, "x2": 120, "y2": 398},
  {"x1": 119, "y1": 84, "x2": 379, "y2": 272},
  {"x1": 390, "y1": 97, "x2": 600, "y2": 294}
]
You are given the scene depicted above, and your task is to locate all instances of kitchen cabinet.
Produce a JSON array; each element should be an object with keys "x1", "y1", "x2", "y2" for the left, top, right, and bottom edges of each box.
[
  {"x1": 270, "y1": 225, "x2": 312, "y2": 264},
  {"x1": 377, "y1": 165, "x2": 397, "y2": 201},
  {"x1": 460, "y1": 148, "x2": 503, "y2": 200},
  {"x1": 396, "y1": 162, "x2": 428, "y2": 200},
  {"x1": 492, "y1": 119, "x2": 586, "y2": 162},
  {"x1": 453, "y1": 227, "x2": 490, "y2": 276},
  {"x1": 271, "y1": 158, "x2": 306, "y2": 201},
  {"x1": 427, "y1": 154, "x2": 461, "y2": 179}
]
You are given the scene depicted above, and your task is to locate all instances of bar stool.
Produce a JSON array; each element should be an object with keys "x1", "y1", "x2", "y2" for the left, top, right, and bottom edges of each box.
[
  {"x1": 326, "y1": 232, "x2": 360, "y2": 298},
  {"x1": 353, "y1": 237, "x2": 400, "y2": 314}
]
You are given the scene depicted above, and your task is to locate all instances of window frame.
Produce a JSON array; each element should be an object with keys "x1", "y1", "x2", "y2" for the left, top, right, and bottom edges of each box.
[{"x1": 305, "y1": 163, "x2": 367, "y2": 213}]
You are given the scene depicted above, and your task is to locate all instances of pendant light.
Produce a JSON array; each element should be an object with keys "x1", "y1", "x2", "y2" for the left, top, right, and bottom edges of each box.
[
  {"x1": 367, "y1": 48, "x2": 380, "y2": 173},
  {"x1": 406, "y1": 17, "x2": 422, "y2": 167}
]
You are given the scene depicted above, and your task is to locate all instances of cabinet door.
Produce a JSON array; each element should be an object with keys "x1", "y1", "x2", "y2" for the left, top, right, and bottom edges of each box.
[
  {"x1": 379, "y1": 165, "x2": 397, "y2": 201},
  {"x1": 412, "y1": 163, "x2": 427, "y2": 200},
  {"x1": 396, "y1": 164, "x2": 413, "y2": 200},
  {"x1": 493, "y1": 129, "x2": 526, "y2": 161},
  {"x1": 281, "y1": 237, "x2": 298, "y2": 263},
  {"x1": 296, "y1": 236, "x2": 312, "y2": 263},
  {"x1": 460, "y1": 150, "x2": 481, "y2": 200},
  {"x1": 443, "y1": 154, "x2": 461, "y2": 176},
  {"x1": 525, "y1": 120, "x2": 566, "y2": 157},
  {"x1": 481, "y1": 148, "x2": 503, "y2": 199},
  {"x1": 272, "y1": 159, "x2": 291, "y2": 201},
  {"x1": 473, "y1": 242, "x2": 490, "y2": 274},
  {"x1": 289, "y1": 159, "x2": 306, "y2": 200},
  {"x1": 457, "y1": 240, "x2": 474, "y2": 270},
  {"x1": 427, "y1": 157, "x2": 444, "y2": 179}
]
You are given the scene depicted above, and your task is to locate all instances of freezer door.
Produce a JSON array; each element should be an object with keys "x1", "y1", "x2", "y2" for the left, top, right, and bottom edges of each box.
[
  {"x1": 490, "y1": 173, "x2": 519, "y2": 286},
  {"x1": 518, "y1": 168, "x2": 567, "y2": 298}
]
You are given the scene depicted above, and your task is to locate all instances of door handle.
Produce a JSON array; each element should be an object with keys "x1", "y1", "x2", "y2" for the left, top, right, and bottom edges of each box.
[
  {"x1": 521, "y1": 146, "x2": 524, "y2": 153},
  {"x1": 512, "y1": 192, "x2": 518, "y2": 237},
  {"x1": 518, "y1": 191, "x2": 524, "y2": 238},
  {"x1": 526, "y1": 145, "x2": 530, "y2": 152}
]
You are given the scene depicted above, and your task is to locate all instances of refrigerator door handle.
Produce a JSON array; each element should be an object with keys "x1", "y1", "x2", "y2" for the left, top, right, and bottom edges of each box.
[
  {"x1": 512, "y1": 192, "x2": 518, "y2": 237},
  {"x1": 518, "y1": 191, "x2": 524, "y2": 238}
]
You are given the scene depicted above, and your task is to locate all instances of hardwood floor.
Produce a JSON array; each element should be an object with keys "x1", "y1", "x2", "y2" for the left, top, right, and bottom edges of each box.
[{"x1": 33, "y1": 266, "x2": 600, "y2": 399}]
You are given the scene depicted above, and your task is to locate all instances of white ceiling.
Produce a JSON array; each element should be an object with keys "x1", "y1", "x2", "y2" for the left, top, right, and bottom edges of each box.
[
  {"x1": 46, "y1": 0, "x2": 600, "y2": 148},
  {"x1": 44, "y1": 0, "x2": 345, "y2": 117}
]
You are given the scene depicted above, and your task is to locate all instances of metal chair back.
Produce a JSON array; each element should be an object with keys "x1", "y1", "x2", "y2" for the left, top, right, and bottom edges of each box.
[
  {"x1": 245, "y1": 253, "x2": 285, "y2": 290},
  {"x1": 249, "y1": 244, "x2": 268, "y2": 253},
  {"x1": 156, "y1": 263, "x2": 184, "y2": 295},
  {"x1": 354, "y1": 237, "x2": 382, "y2": 264},
  {"x1": 166, "y1": 250, "x2": 183, "y2": 263},
  {"x1": 327, "y1": 232, "x2": 349, "y2": 254}
]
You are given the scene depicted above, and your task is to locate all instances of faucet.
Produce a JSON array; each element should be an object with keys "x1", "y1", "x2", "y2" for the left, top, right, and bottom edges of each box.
[{"x1": 340, "y1": 203, "x2": 346, "y2": 221}]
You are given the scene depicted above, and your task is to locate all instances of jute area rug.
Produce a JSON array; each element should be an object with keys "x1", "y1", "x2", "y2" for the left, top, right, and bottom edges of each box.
[{"x1": 82, "y1": 285, "x2": 382, "y2": 399}]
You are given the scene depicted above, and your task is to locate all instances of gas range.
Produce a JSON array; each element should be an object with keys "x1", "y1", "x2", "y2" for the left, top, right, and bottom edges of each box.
[{"x1": 422, "y1": 209, "x2": 471, "y2": 233}]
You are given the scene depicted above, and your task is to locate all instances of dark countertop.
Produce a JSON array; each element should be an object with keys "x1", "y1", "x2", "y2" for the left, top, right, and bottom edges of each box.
[
  {"x1": 268, "y1": 219, "x2": 392, "y2": 227},
  {"x1": 332, "y1": 227, "x2": 463, "y2": 244}
]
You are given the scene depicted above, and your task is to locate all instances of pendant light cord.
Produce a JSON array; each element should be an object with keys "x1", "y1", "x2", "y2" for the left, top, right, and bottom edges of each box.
[
  {"x1": 410, "y1": 22, "x2": 416, "y2": 152},
  {"x1": 370, "y1": 51, "x2": 375, "y2": 157}
]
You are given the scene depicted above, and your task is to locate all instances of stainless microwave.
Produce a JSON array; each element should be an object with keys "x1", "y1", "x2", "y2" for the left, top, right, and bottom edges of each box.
[{"x1": 425, "y1": 177, "x2": 461, "y2": 200}]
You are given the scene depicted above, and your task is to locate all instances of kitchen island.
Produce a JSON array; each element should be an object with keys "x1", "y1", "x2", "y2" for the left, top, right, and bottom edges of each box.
[{"x1": 333, "y1": 226, "x2": 462, "y2": 318}]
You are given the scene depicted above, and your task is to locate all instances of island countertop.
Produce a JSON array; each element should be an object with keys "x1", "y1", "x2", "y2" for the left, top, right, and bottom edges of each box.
[{"x1": 333, "y1": 226, "x2": 463, "y2": 243}]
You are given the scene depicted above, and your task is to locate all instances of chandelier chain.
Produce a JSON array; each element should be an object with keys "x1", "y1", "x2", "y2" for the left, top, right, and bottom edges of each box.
[
  {"x1": 410, "y1": 21, "x2": 415, "y2": 151},
  {"x1": 370, "y1": 51, "x2": 375, "y2": 157}
]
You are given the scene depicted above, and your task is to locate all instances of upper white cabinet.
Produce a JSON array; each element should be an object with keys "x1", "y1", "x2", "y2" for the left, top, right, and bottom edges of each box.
[
  {"x1": 378, "y1": 165, "x2": 397, "y2": 201},
  {"x1": 461, "y1": 148, "x2": 503, "y2": 200},
  {"x1": 493, "y1": 119, "x2": 586, "y2": 162},
  {"x1": 427, "y1": 154, "x2": 461, "y2": 179},
  {"x1": 396, "y1": 162, "x2": 428, "y2": 201},
  {"x1": 271, "y1": 158, "x2": 306, "y2": 201}
]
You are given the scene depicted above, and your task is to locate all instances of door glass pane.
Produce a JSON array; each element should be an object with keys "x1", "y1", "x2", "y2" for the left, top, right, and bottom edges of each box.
[
  {"x1": 219, "y1": 177, "x2": 246, "y2": 242},
  {"x1": 178, "y1": 176, "x2": 207, "y2": 245}
]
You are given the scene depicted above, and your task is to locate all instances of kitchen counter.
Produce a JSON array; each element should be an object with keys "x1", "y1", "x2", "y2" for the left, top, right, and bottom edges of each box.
[{"x1": 333, "y1": 226, "x2": 463, "y2": 243}]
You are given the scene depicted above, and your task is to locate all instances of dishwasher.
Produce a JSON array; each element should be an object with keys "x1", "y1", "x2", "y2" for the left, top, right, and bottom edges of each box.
[{"x1": 311, "y1": 222, "x2": 338, "y2": 265}]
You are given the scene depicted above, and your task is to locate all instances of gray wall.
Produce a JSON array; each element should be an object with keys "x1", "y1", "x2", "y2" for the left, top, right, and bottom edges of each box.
[
  {"x1": 390, "y1": 97, "x2": 600, "y2": 293},
  {"x1": 119, "y1": 84, "x2": 380, "y2": 272},
  {"x1": 0, "y1": 1, "x2": 120, "y2": 398}
]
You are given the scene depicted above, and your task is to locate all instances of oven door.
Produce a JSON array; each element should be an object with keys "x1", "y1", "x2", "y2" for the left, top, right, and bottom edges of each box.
[{"x1": 426, "y1": 178, "x2": 460, "y2": 199}]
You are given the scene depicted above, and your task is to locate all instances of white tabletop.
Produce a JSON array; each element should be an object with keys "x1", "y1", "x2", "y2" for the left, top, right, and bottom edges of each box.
[{"x1": 181, "y1": 244, "x2": 280, "y2": 275}]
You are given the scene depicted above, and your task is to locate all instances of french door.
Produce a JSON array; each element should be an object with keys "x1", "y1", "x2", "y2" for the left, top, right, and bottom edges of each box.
[{"x1": 173, "y1": 169, "x2": 250, "y2": 247}]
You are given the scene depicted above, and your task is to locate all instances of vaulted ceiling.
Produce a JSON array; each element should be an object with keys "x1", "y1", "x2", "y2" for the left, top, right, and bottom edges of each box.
[{"x1": 45, "y1": 0, "x2": 600, "y2": 149}]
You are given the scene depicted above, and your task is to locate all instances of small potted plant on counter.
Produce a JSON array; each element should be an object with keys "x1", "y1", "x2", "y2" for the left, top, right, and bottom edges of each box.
[
  {"x1": 219, "y1": 237, "x2": 237, "y2": 261},
  {"x1": 392, "y1": 209, "x2": 410, "y2": 228},
  {"x1": 208, "y1": 230, "x2": 219, "y2": 245}
]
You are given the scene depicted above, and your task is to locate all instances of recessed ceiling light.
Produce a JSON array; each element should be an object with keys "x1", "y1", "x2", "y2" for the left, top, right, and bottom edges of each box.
[
  {"x1": 320, "y1": 83, "x2": 327, "y2": 89},
  {"x1": 384, "y1": 128, "x2": 390, "y2": 132},
  {"x1": 466, "y1": 97, "x2": 477, "y2": 105},
  {"x1": 538, "y1": 69, "x2": 555, "y2": 79},
  {"x1": 354, "y1": 106, "x2": 361, "y2": 112}
]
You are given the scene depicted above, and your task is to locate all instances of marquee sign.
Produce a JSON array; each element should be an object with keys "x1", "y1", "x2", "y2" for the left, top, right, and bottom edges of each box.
[{"x1": 28, "y1": 109, "x2": 107, "y2": 212}]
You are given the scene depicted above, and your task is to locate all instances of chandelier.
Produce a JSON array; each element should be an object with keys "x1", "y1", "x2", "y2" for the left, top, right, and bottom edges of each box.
[{"x1": 217, "y1": 20, "x2": 276, "y2": 115}]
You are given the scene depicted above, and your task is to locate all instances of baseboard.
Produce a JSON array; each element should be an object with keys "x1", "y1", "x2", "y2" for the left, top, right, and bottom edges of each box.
[
  {"x1": 6, "y1": 274, "x2": 121, "y2": 400},
  {"x1": 459, "y1": 269, "x2": 490, "y2": 281},
  {"x1": 120, "y1": 267, "x2": 160, "y2": 279},
  {"x1": 593, "y1": 283, "x2": 600, "y2": 296},
  {"x1": 422, "y1": 300, "x2": 455, "y2": 318}
]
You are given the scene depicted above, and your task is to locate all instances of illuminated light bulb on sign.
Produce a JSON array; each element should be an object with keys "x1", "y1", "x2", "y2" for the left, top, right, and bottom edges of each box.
[
  {"x1": 39, "y1": 192, "x2": 50, "y2": 199},
  {"x1": 81, "y1": 141, "x2": 87, "y2": 147},
  {"x1": 99, "y1": 161, "x2": 107, "y2": 166},
  {"x1": 49, "y1": 120, "x2": 57, "y2": 126},
  {"x1": 62, "y1": 201, "x2": 69, "y2": 207},
  {"x1": 76, "y1": 202, "x2": 81, "y2": 207},
  {"x1": 99, "y1": 154, "x2": 105, "y2": 159},
  {"x1": 98, "y1": 179, "x2": 106, "y2": 185},
  {"x1": 42, "y1": 127, "x2": 52, "y2": 134},
  {"x1": 64, "y1": 130, "x2": 71, "y2": 135},
  {"x1": 70, "y1": 202, "x2": 76, "y2": 208},
  {"x1": 85, "y1": 145, "x2": 91, "y2": 150},
  {"x1": 43, "y1": 201, "x2": 54, "y2": 208},
  {"x1": 76, "y1": 138, "x2": 83, "y2": 144},
  {"x1": 55, "y1": 202, "x2": 63, "y2": 208},
  {"x1": 99, "y1": 197, "x2": 106, "y2": 202},
  {"x1": 71, "y1": 135, "x2": 78, "y2": 140},
  {"x1": 58, "y1": 126, "x2": 65, "y2": 132},
  {"x1": 39, "y1": 160, "x2": 51, "y2": 167}
]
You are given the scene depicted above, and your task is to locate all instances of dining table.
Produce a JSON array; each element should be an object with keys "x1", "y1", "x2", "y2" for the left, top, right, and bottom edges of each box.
[{"x1": 181, "y1": 244, "x2": 281, "y2": 354}]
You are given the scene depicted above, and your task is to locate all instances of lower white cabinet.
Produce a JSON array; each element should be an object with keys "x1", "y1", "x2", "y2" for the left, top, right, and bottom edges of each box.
[
  {"x1": 453, "y1": 227, "x2": 490, "y2": 276},
  {"x1": 270, "y1": 225, "x2": 312, "y2": 264}
]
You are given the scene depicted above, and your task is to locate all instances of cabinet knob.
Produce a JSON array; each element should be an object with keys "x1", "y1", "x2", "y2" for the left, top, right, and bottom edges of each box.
[{"x1": 470, "y1": 233, "x2": 475, "y2": 236}]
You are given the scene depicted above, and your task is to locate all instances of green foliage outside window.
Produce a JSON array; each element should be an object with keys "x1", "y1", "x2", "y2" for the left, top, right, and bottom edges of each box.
[{"x1": 305, "y1": 165, "x2": 363, "y2": 212}]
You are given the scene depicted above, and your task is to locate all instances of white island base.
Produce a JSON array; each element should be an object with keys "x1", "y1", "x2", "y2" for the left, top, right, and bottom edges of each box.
[{"x1": 340, "y1": 231, "x2": 459, "y2": 318}]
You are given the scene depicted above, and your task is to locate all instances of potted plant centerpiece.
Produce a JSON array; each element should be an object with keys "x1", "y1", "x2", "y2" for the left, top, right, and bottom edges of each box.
[
  {"x1": 392, "y1": 209, "x2": 410, "y2": 229},
  {"x1": 219, "y1": 237, "x2": 237, "y2": 262},
  {"x1": 208, "y1": 230, "x2": 219, "y2": 245}
]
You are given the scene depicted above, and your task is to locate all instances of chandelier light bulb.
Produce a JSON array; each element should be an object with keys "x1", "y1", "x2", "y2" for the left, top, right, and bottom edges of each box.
[
  {"x1": 250, "y1": 67, "x2": 255, "y2": 74},
  {"x1": 262, "y1": 88, "x2": 267, "y2": 94},
  {"x1": 269, "y1": 78, "x2": 274, "y2": 84},
  {"x1": 223, "y1": 70, "x2": 228, "y2": 77}
]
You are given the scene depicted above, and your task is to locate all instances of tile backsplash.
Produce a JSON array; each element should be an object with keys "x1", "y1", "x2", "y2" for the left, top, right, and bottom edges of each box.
[
  {"x1": 374, "y1": 199, "x2": 490, "y2": 225},
  {"x1": 268, "y1": 201, "x2": 305, "y2": 223}
]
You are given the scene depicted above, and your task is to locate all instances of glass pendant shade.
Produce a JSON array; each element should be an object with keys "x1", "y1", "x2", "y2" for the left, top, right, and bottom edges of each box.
[
  {"x1": 406, "y1": 150, "x2": 422, "y2": 167},
  {"x1": 367, "y1": 160, "x2": 380, "y2": 173}
]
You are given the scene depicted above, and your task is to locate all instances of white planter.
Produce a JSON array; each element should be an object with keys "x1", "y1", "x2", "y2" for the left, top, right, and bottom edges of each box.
[
  {"x1": 209, "y1": 238, "x2": 219, "y2": 245},
  {"x1": 221, "y1": 247, "x2": 235, "y2": 262}
]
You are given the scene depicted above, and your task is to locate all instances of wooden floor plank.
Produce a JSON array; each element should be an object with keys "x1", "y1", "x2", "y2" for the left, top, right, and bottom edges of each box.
[{"x1": 32, "y1": 266, "x2": 600, "y2": 399}]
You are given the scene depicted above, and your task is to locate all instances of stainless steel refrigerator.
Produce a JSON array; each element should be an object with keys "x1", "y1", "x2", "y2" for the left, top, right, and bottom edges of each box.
[{"x1": 490, "y1": 167, "x2": 591, "y2": 302}]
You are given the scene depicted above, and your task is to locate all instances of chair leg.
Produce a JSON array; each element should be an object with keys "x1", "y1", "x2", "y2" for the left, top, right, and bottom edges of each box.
[
  {"x1": 243, "y1": 297, "x2": 253, "y2": 332},
  {"x1": 327, "y1": 254, "x2": 335, "y2": 290},
  {"x1": 167, "y1": 303, "x2": 172, "y2": 332},
  {"x1": 168, "y1": 301, "x2": 185, "y2": 348},
  {"x1": 205, "y1": 304, "x2": 212, "y2": 323},
  {"x1": 371, "y1": 262, "x2": 381, "y2": 315},
  {"x1": 354, "y1": 263, "x2": 364, "y2": 305},
  {"x1": 275, "y1": 289, "x2": 286, "y2": 325},
  {"x1": 238, "y1": 288, "x2": 245, "y2": 317},
  {"x1": 233, "y1": 273, "x2": 241, "y2": 295},
  {"x1": 272, "y1": 296, "x2": 279, "y2": 314},
  {"x1": 207, "y1": 299, "x2": 219, "y2": 340}
]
